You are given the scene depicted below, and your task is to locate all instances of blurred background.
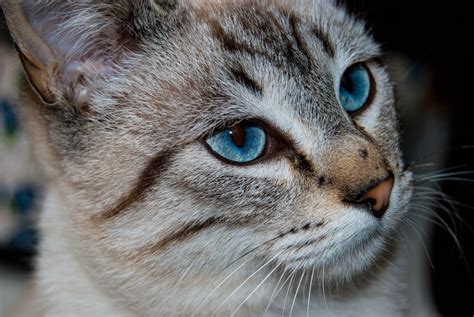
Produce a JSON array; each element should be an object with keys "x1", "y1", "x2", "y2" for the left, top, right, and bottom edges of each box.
[{"x1": 0, "y1": 1, "x2": 473, "y2": 316}]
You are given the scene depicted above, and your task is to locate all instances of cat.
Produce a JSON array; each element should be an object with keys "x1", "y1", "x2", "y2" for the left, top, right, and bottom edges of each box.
[{"x1": 2, "y1": 0, "x2": 416, "y2": 315}]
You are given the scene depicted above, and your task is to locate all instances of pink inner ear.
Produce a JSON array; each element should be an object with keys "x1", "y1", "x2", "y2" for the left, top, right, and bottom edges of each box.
[
  {"x1": 63, "y1": 58, "x2": 117, "y2": 109},
  {"x1": 21, "y1": 1, "x2": 123, "y2": 108}
]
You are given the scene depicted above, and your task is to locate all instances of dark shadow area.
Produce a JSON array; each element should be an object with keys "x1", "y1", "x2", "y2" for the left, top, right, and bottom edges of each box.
[{"x1": 345, "y1": 1, "x2": 474, "y2": 315}]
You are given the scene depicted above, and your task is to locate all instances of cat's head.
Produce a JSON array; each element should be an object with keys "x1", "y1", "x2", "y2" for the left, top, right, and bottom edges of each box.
[{"x1": 3, "y1": 0, "x2": 413, "y2": 314}]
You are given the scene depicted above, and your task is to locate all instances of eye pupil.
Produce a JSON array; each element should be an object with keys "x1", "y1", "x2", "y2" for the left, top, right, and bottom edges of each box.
[
  {"x1": 230, "y1": 124, "x2": 245, "y2": 148},
  {"x1": 206, "y1": 123, "x2": 267, "y2": 164},
  {"x1": 341, "y1": 74, "x2": 354, "y2": 93},
  {"x1": 339, "y1": 63, "x2": 371, "y2": 114}
]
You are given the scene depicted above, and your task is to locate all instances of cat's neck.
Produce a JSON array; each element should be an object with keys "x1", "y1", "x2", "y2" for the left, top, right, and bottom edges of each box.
[
  {"x1": 35, "y1": 185, "x2": 408, "y2": 316},
  {"x1": 36, "y1": 186, "x2": 133, "y2": 316}
]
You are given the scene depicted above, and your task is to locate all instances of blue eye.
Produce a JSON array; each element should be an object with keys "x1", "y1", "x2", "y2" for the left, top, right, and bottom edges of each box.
[
  {"x1": 339, "y1": 63, "x2": 372, "y2": 113},
  {"x1": 206, "y1": 123, "x2": 267, "y2": 164}
]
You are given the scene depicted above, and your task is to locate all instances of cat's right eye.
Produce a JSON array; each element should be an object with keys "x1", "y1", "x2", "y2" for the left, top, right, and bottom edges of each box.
[
  {"x1": 205, "y1": 122, "x2": 267, "y2": 164},
  {"x1": 339, "y1": 63, "x2": 372, "y2": 114}
]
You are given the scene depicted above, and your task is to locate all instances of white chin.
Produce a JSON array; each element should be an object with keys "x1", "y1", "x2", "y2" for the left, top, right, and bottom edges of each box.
[{"x1": 287, "y1": 234, "x2": 393, "y2": 285}]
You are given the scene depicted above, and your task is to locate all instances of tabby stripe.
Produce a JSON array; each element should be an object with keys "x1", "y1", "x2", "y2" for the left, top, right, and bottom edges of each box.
[
  {"x1": 209, "y1": 18, "x2": 274, "y2": 62},
  {"x1": 229, "y1": 65, "x2": 263, "y2": 95},
  {"x1": 312, "y1": 26, "x2": 335, "y2": 58},
  {"x1": 96, "y1": 150, "x2": 175, "y2": 220},
  {"x1": 148, "y1": 216, "x2": 225, "y2": 251},
  {"x1": 288, "y1": 14, "x2": 313, "y2": 70}
]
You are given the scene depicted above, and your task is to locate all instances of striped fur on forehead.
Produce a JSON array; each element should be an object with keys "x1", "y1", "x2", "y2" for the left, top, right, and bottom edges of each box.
[
  {"x1": 90, "y1": 0, "x2": 381, "y2": 137},
  {"x1": 189, "y1": 0, "x2": 379, "y2": 61}
]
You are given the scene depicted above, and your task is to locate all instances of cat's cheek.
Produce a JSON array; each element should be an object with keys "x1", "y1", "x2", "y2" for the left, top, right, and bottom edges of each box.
[
  {"x1": 272, "y1": 205, "x2": 389, "y2": 277},
  {"x1": 271, "y1": 170, "x2": 413, "y2": 275}
]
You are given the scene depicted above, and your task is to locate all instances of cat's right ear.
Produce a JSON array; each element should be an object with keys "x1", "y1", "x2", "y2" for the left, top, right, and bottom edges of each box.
[
  {"x1": 1, "y1": 0, "x2": 177, "y2": 108},
  {"x1": 2, "y1": 1, "x2": 59, "y2": 104}
]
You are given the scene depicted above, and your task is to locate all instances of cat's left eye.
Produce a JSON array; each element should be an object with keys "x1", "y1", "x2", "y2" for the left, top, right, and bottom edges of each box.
[
  {"x1": 206, "y1": 123, "x2": 267, "y2": 164},
  {"x1": 339, "y1": 63, "x2": 372, "y2": 114}
]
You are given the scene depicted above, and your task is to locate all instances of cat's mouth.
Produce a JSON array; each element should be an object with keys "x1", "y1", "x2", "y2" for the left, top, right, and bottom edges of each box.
[
  {"x1": 280, "y1": 225, "x2": 384, "y2": 265},
  {"x1": 274, "y1": 227, "x2": 393, "y2": 289},
  {"x1": 272, "y1": 170, "x2": 413, "y2": 279}
]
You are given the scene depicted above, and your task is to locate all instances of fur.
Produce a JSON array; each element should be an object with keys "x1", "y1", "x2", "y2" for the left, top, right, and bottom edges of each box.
[{"x1": 3, "y1": 0, "x2": 415, "y2": 315}]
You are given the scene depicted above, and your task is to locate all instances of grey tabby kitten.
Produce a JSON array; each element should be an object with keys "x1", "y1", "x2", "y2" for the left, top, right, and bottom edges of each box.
[{"x1": 3, "y1": 0, "x2": 415, "y2": 316}]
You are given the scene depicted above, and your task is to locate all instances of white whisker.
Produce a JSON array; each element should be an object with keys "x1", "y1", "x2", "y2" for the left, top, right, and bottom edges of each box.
[
  {"x1": 306, "y1": 266, "x2": 315, "y2": 317},
  {"x1": 230, "y1": 262, "x2": 282, "y2": 316},
  {"x1": 289, "y1": 271, "x2": 305, "y2": 317},
  {"x1": 322, "y1": 266, "x2": 329, "y2": 312},
  {"x1": 264, "y1": 268, "x2": 291, "y2": 315},
  {"x1": 282, "y1": 271, "x2": 296, "y2": 316},
  {"x1": 212, "y1": 251, "x2": 284, "y2": 316},
  {"x1": 192, "y1": 255, "x2": 255, "y2": 316}
]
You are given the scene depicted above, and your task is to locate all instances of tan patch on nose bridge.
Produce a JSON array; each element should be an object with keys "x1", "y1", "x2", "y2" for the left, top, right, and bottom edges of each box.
[{"x1": 323, "y1": 136, "x2": 390, "y2": 197}]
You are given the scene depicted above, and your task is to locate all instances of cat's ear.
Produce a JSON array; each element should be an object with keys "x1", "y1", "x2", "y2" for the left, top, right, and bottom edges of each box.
[{"x1": 2, "y1": 0, "x2": 177, "y2": 108}]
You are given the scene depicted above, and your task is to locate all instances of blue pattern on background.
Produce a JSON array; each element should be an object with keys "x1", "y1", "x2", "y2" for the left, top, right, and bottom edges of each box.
[
  {"x1": 7, "y1": 226, "x2": 39, "y2": 254},
  {"x1": 0, "y1": 97, "x2": 40, "y2": 254},
  {"x1": 1, "y1": 99, "x2": 19, "y2": 138},
  {"x1": 11, "y1": 185, "x2": 38, "y2": 215}
]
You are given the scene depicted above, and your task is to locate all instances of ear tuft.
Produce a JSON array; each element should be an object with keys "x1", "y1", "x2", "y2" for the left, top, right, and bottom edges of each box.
[
  {"x1": 2, "y1": 0, "x2": 177, "y2": 110},
  {"x1": 150, "y1": 0, "x2": 177, "y2": 16}
]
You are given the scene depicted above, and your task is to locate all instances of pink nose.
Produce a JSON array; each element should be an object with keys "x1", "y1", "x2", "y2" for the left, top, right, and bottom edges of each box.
[{"x1": 359, "y1": 176, "x2": 394, "y2": 218}]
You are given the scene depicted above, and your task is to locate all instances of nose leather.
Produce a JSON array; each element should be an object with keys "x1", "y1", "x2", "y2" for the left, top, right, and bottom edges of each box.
[{"x1": 359, "y1": 176, "x2": 394, "y2": 218}]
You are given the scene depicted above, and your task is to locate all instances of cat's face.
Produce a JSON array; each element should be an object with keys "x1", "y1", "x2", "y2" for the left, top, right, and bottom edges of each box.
[{"x1": 5, "y1": 0, "x2": 413, "y2": 314}]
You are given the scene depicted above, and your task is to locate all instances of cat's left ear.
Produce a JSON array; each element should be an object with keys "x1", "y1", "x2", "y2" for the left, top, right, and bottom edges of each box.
[{"x1": 2, "y1": 0, "x2": 177, "y2": 109}]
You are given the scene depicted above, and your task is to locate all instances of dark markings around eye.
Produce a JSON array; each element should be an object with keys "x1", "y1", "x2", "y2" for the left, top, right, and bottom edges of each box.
[{"x1": 293, "y1": 153, "x2": 314, "y2": 174}]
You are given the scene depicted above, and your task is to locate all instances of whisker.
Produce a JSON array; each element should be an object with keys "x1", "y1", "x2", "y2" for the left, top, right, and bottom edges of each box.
[
  {"x1": 410, "y1": 205, "x2": 463, "y2": 254},
  {"x1": 426, "y1": 177, "x2": 474, "y2": 183},
  {"x1": 264, "y1": 268, "x2": 291, "y2": 315},
  {"x1": 414, "y1": 170, "x2": 474, "y2": 183},
  {"x1": 193, "y1": 233, "x2": 286, "y2": 315},
  {"x1": 411, "y1": 186, "x2": 464, "y2": 234},
  {"x1": 165, "y1": 264, "x2": 194, "y2": 305},
  {"x1": 289, "y1": 271, "x2": 305, "y2": 317},
  {"x1": 322, "y1": 265, "x2": 329, "y2": 313},
  {"x1": 405, "y1": 162, "x2": 438, "y2": 171},
  {"x1": 223, "y1": 234, "x2": 283, "y2": 271},
  {"x1": 212, "y1": 251, "x2": 284, "y2": 316},
  {"x1": 408, "y1": 209, "x2": 451, "y2": 232},
  {"x1": 306, "y1": 266, "x2": 315, "y2": 317},
  {"x1": 282, "y1": 271, "x2": 296, "y2": 317},
  {"x1": 192, "y1": 256, "x2": 255, "y2": 316},
  {"x1": 401, "y1": 217, "x2": 434, "y2": 269},
  {"x1": 413, "y1": 191, "x2": 474, "y2": 212},
  {"x1": 408, "y1": 163, "x2": 464, "y2": 174},
  {"x1": 411, "y1": 183, "x2": 474, "y2": 236},
  {"x1": 230, "y1": 262, "x2": 283, "y2": 316}
]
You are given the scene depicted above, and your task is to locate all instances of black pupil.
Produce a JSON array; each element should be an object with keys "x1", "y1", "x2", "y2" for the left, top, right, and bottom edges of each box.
[
  {"x1": 341, "y1": 72, "x2": 354, "y2": 93},
  {"x1": 230, "y1": 125, "x2": 246, "y2": 148}
]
